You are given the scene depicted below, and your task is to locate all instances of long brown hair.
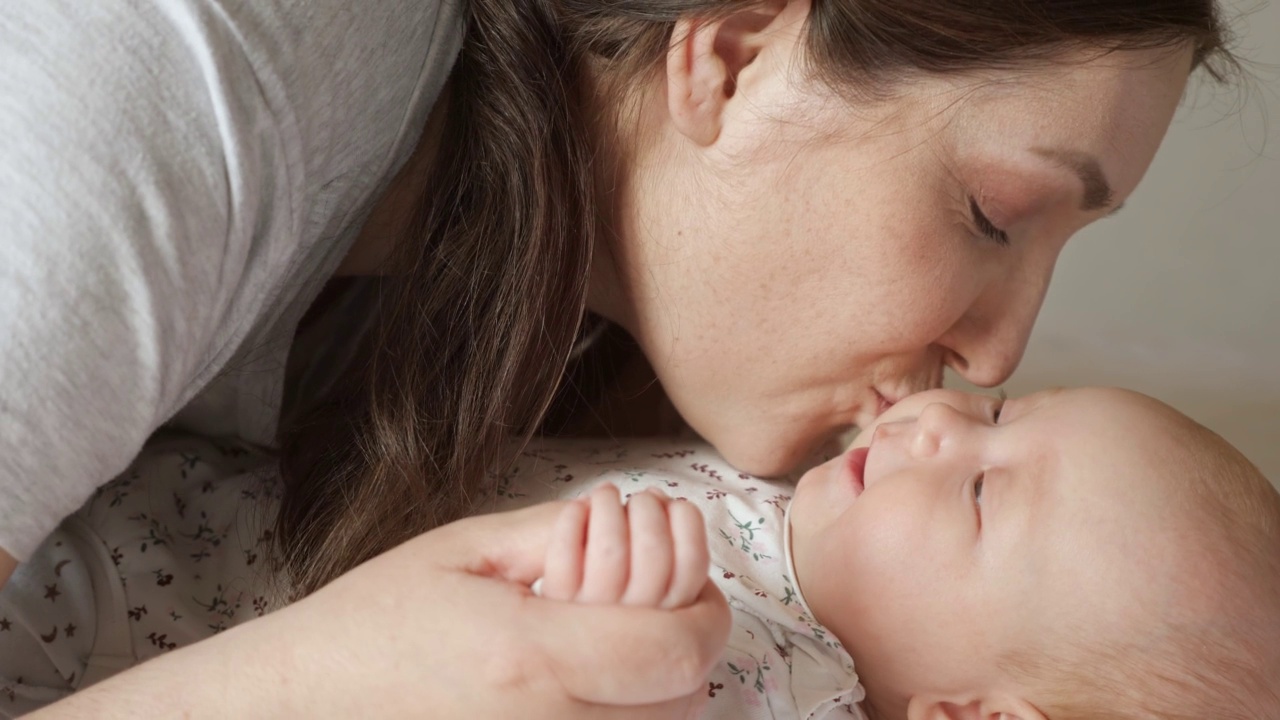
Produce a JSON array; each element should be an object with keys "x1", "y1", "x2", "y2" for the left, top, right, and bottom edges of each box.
[{"x1": 275, "y1": 0, "x2": 1234, "y2": 598}]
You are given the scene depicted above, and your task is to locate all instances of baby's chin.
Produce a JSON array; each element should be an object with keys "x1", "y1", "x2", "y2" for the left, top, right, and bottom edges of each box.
[
  {"x1": 788, "y1": 452, "x2": 857, "y2": 539},
  {"x1": 793, "y1": 452, "x2": 842, "y2": 494}
]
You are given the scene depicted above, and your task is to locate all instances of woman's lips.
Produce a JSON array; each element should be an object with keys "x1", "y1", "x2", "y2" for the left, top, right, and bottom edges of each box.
[
  {"x1": 857, "y1": 389, "x2": 898, "y2": 430},
  {"x1": 846, "y1": 446, "x2": 869, "y2": 498},
  {"x1": 875, "y1": 390, "x2": 893, "y2": 417}
]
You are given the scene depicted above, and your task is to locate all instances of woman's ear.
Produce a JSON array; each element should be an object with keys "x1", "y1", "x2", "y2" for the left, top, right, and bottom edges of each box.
[
  {"x1": 664, "y1": 2, "x2": 788, "y2": 146},
  {"x1": 906, "y1": 695, "x2": 1048, "y2": 720}
]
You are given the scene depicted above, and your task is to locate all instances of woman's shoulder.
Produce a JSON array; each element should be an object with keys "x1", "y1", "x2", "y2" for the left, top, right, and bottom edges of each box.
[
  {"x1": 0, "y1": 0, "x2": 464, "y2": 248},
  {"x1": 0, "y1": 0, "x2": 465, "y2": 562}
]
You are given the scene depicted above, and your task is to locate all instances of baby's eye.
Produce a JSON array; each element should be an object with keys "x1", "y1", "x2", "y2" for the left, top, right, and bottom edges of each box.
[
  {"x1": 991, "y1": 402, "x2": 1004, "y2": 424},
  {"x1": 974, "y1": 474, "x2": 985, "y2": 508}
]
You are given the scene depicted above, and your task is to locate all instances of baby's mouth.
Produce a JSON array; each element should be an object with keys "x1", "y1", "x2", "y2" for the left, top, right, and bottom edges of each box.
[{"x1": 846, "y1": 446, "x2": 869, "y2": 497}]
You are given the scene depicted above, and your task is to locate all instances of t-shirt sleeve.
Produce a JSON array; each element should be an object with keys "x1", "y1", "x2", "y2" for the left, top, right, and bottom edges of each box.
[{"x1": 0, "y1": 1, "x2": 284, "y2": 559}]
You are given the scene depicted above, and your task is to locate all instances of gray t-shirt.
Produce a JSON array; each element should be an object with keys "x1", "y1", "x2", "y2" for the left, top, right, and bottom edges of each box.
[{"x1": 0, "y1": 0, "x2": 463, "y2": 560}]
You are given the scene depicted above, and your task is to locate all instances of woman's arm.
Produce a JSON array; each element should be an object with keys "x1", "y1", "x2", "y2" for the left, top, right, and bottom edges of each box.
[{"x1": 26, "y1": 503, "x2": 730, "y2": 719}]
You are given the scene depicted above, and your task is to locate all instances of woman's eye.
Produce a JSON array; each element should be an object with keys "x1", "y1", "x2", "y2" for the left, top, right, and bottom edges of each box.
[{"x1": 968, "y1": 197, "x2": 1010, "y2": 246}]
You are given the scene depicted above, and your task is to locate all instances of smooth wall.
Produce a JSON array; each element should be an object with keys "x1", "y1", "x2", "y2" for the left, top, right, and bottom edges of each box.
[{"x1": 989, "y1": 0, "x2": 1279, "y2": 481}]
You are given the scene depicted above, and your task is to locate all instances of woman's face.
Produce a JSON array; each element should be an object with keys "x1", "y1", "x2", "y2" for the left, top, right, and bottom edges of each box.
[{"x1": 589, "y1": 8, "x2": 1192, "y2": 475}]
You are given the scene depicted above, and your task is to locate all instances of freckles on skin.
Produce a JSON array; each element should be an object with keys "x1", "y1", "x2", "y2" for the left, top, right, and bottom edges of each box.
[
  {"x1": 947, "y1": 48, "x2": 1192, "y2": 223},
  {"x1": 798, "y1": 155, "x2": 975, "y2": 348},
  {"x1": 967, "y1": 160, "x2": 1076, "y2": 228},
  {"x1": 612, "y1": 48, "x2": 1190, "y2": 477},
  {"x1": 1073, "y1": 50, "x2": 1191, "y2": 160},
  {"x1": 699, "y1": 130, "x2": 955, "y2": 370}
]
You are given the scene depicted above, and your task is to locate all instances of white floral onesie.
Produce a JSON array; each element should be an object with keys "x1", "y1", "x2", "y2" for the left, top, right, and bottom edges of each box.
[
  {"x1": 0, "y1": 436, "x2": 866, "y2": 719},
  {"x1": 487, "y1": 439, "x2": 869, "y2": 720},
  {"x1": 0, "y1": 434, "x2": 281, "y2": 717}
]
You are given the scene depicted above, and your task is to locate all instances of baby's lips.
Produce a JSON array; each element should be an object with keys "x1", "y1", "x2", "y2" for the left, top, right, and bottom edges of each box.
[{"x1": 846, "y1": 446, "x2": 870, "y2": 497}]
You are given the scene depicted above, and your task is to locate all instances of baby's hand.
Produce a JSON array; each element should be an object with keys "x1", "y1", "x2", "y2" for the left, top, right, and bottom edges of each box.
[{"x1": 541, "y1": 484, "x2": 710, "y2": 610}]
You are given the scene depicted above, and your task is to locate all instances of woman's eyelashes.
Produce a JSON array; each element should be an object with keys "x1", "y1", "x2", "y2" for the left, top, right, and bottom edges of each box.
[{"x1": 968, "y1": 197, "x2": 1011, "y2": 246}]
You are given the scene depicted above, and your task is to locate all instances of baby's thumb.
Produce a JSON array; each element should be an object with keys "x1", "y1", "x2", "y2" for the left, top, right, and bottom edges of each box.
[
  {"x1": 429, "y1": 500, "x2": 575, "y2": 586},
  {"x1": 525, "y1": 579, "x2": 731, "y2": 706}
]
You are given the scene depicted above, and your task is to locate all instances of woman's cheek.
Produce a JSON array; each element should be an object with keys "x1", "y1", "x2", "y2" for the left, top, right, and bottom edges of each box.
[{"x1": 871, "y1": 271, "x2": 977, "y2": 349}]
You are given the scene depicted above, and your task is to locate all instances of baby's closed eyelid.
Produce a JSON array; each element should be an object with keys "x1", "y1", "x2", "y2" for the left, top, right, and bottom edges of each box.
[
  {"x1": 971, "y1": 472, "x2": 985, "y2": 533},
  {"x1": 985, "y1": 399, "x2": 1004, "y2": 423},
  {"x1": 991, "y1": 389, "x2": 1009, "y2": 423}
]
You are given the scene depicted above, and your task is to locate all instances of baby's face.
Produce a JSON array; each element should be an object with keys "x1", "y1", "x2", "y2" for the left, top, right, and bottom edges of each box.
[{"x1": 788, "y1": 387, "x2": 1210, "y2": 708}]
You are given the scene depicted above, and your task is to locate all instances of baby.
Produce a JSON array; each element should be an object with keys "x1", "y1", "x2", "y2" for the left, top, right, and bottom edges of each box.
[
  {"x1": 495, "y1": 387, "x2": 1280, "y2": 720},
  {"x1": 1, "y1": 387, "x2": 1277, "y2": 719},
  {"x1": 787, "y1": 388, "x2": 1280, "y2": 720}
]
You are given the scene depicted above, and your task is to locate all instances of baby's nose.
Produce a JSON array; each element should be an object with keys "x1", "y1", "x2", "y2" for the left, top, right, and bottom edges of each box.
[
  {"x1": 910, "y1": 422, "x2": 942, "y2": 459},
  {"x1": 908, "y1": 402, "x2": 973, "y2": 458}
]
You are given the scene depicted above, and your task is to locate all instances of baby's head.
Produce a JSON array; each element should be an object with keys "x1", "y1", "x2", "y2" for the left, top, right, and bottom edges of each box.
[{"x1": 788, "y1": 387, "x2": 1280, "y2": 720}]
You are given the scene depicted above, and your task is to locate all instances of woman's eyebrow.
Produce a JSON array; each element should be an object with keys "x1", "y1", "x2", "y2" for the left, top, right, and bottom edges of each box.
[{"x1": 1031, "y1": 147, "x2": 1116, "y2": 211}]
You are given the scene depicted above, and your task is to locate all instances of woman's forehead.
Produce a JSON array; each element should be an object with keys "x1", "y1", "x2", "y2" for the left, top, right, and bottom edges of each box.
[{"x1": 799, "y1": 48, "x2": 1191, "y2": 181}]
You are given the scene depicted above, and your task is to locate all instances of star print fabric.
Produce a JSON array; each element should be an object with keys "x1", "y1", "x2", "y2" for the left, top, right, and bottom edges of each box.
[
  {"x1": 0, "y1": 434, "x2": 281, "y2": 717},
  {"x1": 488, "y1": 439, "x2": 869, "y2": 720},
  {"x1": 0, "y1": 523, "x2": 96, "y2": 712}
]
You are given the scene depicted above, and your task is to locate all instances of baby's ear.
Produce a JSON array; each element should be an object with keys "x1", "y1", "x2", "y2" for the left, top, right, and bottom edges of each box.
[{"x1": 906, "y1": 695, "x2": 1047, "y2": 720}]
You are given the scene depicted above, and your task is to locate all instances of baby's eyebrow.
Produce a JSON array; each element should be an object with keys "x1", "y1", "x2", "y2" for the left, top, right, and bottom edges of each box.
[
  {"x1": 984, "y1": 392, "x2": 1057, "y2": 544},
  {"x1": 1018, "y1": 451, "x2": 1054, "y2": 532},
  {"x1": 993, "y1": 449, "x2": 1053, "y2": 545}
]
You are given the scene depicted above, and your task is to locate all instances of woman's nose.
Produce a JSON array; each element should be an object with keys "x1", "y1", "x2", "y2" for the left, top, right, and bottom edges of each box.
[{"x1": 937, "y1": 269, "x2": 1052, "y2": 388}]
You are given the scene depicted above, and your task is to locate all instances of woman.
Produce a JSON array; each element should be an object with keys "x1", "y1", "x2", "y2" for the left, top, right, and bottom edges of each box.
[{"x1": 0, "y1": 0, "x2": 1232, "y2": 716}]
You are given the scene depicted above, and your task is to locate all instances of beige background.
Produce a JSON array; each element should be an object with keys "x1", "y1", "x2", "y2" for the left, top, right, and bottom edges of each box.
[{"x1": 967, "y1": 0, "x2": 1279, "y2": 482}]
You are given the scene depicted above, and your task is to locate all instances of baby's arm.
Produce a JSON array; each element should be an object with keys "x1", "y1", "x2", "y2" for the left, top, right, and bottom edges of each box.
[{"x1": 541, "y1": 484, "x2": 710, "y2": 610}]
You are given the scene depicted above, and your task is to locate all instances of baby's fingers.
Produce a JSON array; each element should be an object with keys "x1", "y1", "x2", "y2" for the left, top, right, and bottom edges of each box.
[
  {"x1": 662, "y1": 499, "x2": 710, "y2": 610},
  {"x1": 542, "y1": 499, "x2": 589, "y2": 601},
  {"x1": 580, "y1": 483, "x2": 630, "y2": 603},
  {"x1": 621, "y1": 490, "x2": 674, "y2": 607}
]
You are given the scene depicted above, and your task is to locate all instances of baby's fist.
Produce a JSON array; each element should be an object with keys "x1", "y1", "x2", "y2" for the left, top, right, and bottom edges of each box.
[{"x1": 542, "y1": 484, "x2": 710, "y2": 610}]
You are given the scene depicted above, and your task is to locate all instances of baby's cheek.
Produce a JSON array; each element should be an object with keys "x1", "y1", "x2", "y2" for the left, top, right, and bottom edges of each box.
[
  {"x1": 843, "y1": 506, "x2": 935, "y2": 594},
  {"x1": 819, "y1": 512, "x2": 892, "y2": 585},
  {"x1": 858, "y1": 494, "x2": 918, "y2": 542}
]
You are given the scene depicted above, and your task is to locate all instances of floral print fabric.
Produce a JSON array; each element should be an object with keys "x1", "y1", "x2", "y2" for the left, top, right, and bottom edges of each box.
[
  {"x1": 0, "y1": 434, "x2": 280, "y2": 717},
  {"x1": 488, "y1": 439, "x2": 867, "y2": 720},
  {"x1": 0, "y1": 436, "x2": 866, "y2": 719}
]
